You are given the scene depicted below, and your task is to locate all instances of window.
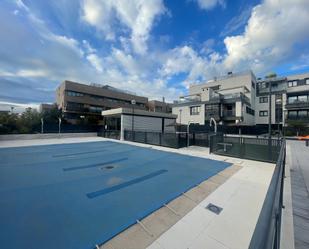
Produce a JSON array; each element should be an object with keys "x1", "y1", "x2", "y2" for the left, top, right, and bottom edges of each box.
[
  {"x1": 190, "y1": 106, "x2": 200, "y2": 115},
  {"x1": 306, "y1": 79, "x2": 309, "y2": 85},
  {"x1": 259, "y1": 82, "x2": 268, "y2": 89},
  {"x1": 259, "y1": 110, "x2": 268, "y2": 117},
  {"x1": 259, "y1": 96, "x2": 268, "y2": 103},
  {"x1": 89, "y1": 106, "x2": 102, "y2": 113},
  {"x1": 288, "y1": 81, "x2": 298, "y2": 87},
  {"x1": 298, "y1": 110, "x2": 308, "y2": 117},
  {"x1": 251, "y1": 81, "x2": 255, "y2": 89},
  {"x1": 298, "y1": 95, "x2": 308, "y2": 103},
  {"x1": 67, "y1": 91, "x2": 84, "y2": 97},
  {"x1": 288, "y1": 111, "x2": 297, "y2": 118},
  {"x1": 288, "y1": 96, "x2": 297, "y2": 104},
  {"x1": 246, "y1": 106, "x2": 255, "y2": 116}
]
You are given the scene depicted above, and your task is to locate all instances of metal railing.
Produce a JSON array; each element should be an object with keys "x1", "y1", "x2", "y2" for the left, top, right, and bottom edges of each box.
[
  {"x1": 123, "y1": 130, "x2": 188, "y2": 148},
  {"x1": 209, "y1": 134, "x2": 282, "y2": 163},
  {"x1": 248, "y1": 139, "x2": 286, "y2": 249},
  {"x1": 98, "y1": 130, "x2": 121, "y2": 140}
]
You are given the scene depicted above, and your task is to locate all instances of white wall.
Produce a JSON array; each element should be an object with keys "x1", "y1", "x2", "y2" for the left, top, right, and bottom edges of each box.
[
  {"x1": 172, "y1": 105, "x2": 205, "y2": 125},
  {"x1": 255, "y1": 95, "x2": 278, "y2": 124}
]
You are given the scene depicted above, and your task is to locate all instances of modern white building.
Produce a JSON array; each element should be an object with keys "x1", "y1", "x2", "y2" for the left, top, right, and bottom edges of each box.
[
  {"x1": 172, "y1": 71, "x2": 256, "y2": 126},
  {"x1": 255, "y1": 72, "x2": 309, "y2": 127},
  {"x1": 173, "y1": 71, "x2": 309, "y2": 127}
]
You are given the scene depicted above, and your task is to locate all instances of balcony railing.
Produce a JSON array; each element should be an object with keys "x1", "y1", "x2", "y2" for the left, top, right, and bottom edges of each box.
[
  {"x1": 285, "y1": 100, "x2": 309, "y2": 109},
  {"x1": 223, "y1": 110, "x2": 236, "y2": 117}
]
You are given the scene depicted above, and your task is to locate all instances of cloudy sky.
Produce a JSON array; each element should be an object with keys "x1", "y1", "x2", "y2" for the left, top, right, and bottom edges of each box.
[{"x1": 1, "y1": 0, "x2": 309, "y2": 111}]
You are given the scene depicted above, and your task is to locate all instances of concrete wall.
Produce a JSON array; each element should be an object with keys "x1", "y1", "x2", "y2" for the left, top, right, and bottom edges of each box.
[
  {"x1": 255, "y1": 95, "x2": 277, "y2": 124},
  {"x1": 172, "y1": 105, "x2": 205, "y2": 125},
  {"x1": 0, "y1": 133, "x2": 98, "y2": 141}
]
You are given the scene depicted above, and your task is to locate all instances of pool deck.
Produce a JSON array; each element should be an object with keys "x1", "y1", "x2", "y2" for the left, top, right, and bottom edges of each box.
[
  {"x1": 0, "y1": 136, "x2": 276, "y2": 249},
  {"x1": 285, "y1": 140, "x2": 309, "y2": 249}
]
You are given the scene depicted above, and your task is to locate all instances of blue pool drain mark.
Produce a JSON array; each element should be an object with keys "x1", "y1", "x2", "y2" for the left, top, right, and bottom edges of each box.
[
  {"x1": 63, "y1": 157, "x2": 128, "y2": 171},
  {"x1": 87, "y1": 169, "x2": 168, "y2": 199}
]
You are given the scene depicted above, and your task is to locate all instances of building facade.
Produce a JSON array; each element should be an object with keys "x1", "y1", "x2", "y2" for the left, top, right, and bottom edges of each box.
[
  {"x1": 172, "y1": 71, "x2": 309, "y2": 127},
  {"x1": 56, "y1": 81, "x2": 148, "y2": 124},
  {"x1": 256, "y1": 72, "x2": 309, "y2": 127},
  {"x1": 172, "y1": 71, "x2": 257, "y2": 126},
  {"x1": 56, "y1": 80, "x2": 172, "y2": 124},
  {"x1": 147, "y1": 100, "x2": 172, "y2": 113}
]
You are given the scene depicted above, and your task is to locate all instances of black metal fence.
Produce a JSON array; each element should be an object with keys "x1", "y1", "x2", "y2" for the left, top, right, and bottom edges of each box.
[
  {"x1": 249, "y1": 139, "x2": 286, "y2": 249},
  {"x1": 97, "y1": 130, "x2": 121, "y2": 140},
  {"x1": 123, "y1": 130, "x2": 188, "y2": 149},
  {"x1": 209, "y1": 134, "x2": 282, "y2": 163}
]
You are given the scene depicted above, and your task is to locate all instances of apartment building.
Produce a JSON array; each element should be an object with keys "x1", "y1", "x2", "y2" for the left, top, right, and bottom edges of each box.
[
  {"x1": 172, "y1": 71, "x2": 309, "y2": 127},
  {"x1": 56, "y1": 81, "x2": 148, "y2": 124},
  {"x1": 256, "y1": 72, "x2": 309, "y2": 126},
  {"x1": 147, "y1": 99, "x2": 172, "y2": 113},
  {"x1": 172, "y1": 71, "x2": 257, "y2": 126}
]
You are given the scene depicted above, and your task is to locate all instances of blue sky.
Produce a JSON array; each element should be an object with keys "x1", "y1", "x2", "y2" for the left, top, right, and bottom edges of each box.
[{"x1": 1, "y1": 0, "x2": 309, "y2": 111}]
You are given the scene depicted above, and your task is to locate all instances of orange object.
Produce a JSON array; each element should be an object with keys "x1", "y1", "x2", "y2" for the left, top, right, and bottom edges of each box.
[{"x1": 298, "y1": 135, "x2": 309, "y2": 140}]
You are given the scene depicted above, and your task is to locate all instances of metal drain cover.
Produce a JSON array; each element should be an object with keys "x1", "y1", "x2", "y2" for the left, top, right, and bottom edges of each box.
[{"x1": 205, "y1": 203, "x2": 223, "y2": 215}]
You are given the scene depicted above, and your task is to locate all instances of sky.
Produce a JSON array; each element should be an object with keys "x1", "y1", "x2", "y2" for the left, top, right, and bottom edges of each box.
[{"x1": 1, "y1": 0, "x2": 309, "y2": 111}]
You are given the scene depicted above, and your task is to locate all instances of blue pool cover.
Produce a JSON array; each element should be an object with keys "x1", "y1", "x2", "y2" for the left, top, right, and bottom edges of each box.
[{"x1": 0, "y1": 141, "x2": 231, "y2": 249}]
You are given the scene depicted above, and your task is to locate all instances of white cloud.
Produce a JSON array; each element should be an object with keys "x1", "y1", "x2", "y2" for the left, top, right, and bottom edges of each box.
[
  {"x1": 86, "y1": 54, "x2": 103, "y2": 72},
  {"x1": 192, "y1": 0, "x2": 225, "y2": 10},
  {"x1": 81, "y1": 0, "x2": 166, "y2": 54},
  {"x1": 223, "y1": 0, "x2": 309, "y2": 73},
  {"x1": 160, "y1": 46, "x2": 222, "y2": 87}
]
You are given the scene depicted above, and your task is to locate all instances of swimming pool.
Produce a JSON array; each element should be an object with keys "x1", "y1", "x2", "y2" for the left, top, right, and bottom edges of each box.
[{"x1": 0, "y1": 141, "x2": 231, "y2": 249}]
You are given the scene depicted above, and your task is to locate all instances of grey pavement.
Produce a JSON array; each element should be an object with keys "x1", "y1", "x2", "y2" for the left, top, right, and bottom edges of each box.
[{"x1": 287, "y1": 140, "x2": 309, "y2": 249}]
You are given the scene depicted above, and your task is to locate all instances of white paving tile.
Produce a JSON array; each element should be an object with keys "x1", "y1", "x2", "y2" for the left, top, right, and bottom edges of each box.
[
  {"x1": 182, "y1": 205, "x2": 216, "y2": 234},
  {"x1": 189, "y1": 232, "x2": 230, "y2": 249},
  {"x1": 154, "y1": 219, "x2": 198, "y2": 249},
  {"x1": 147, "y1": 159, "x2": 275, "y2": 249},
  {"x1": 147, "y1": 241, "x2": 165, "y2": 249}
]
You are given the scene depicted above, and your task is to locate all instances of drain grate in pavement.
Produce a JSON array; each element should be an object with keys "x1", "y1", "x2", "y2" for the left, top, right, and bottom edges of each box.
[{"x1": 206, "y1": 203, "x2": 223, "y2": 215}]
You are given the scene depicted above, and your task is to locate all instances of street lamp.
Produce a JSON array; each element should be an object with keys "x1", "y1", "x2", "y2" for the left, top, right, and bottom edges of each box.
[{"x1": 131, "y1": 99, "x2": 136, "y2": 140}]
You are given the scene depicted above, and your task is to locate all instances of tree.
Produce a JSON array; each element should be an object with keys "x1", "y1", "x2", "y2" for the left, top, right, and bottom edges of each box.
[{"x1": 17, "y1": 108, "x2": 41, "y2": 133}]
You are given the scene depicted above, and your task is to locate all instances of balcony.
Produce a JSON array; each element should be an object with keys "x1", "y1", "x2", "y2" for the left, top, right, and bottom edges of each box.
[
  {"x1": 285, "y1": 101, "x2": 309, "y2": 109},
  {"x1": 222, "y1": 110, "x2": 237, "y2": 120},
  {"x1": 205, "y1": 113, "x2": 220, "y2": 121}
]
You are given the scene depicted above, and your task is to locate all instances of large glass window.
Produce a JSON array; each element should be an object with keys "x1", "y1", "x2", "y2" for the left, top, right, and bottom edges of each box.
[
  {"x1": 298, "y1": 95, "x2": 308, "y2": 102},
  {"x1": 298, "y1": 110, "x2": 308, "y2": 117},
  {"x1": 190, "y1": 106, "x2": 200, "y2": 115},
  {"x1": 306, "y1": 79, "x2": 309, "y2": 85},
  {"x1": 288, "y1": 111, "x2": 297, "y2": 117},
  {"x1": 288, "y1": 96, "x2": 297, "y2": 104}
]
